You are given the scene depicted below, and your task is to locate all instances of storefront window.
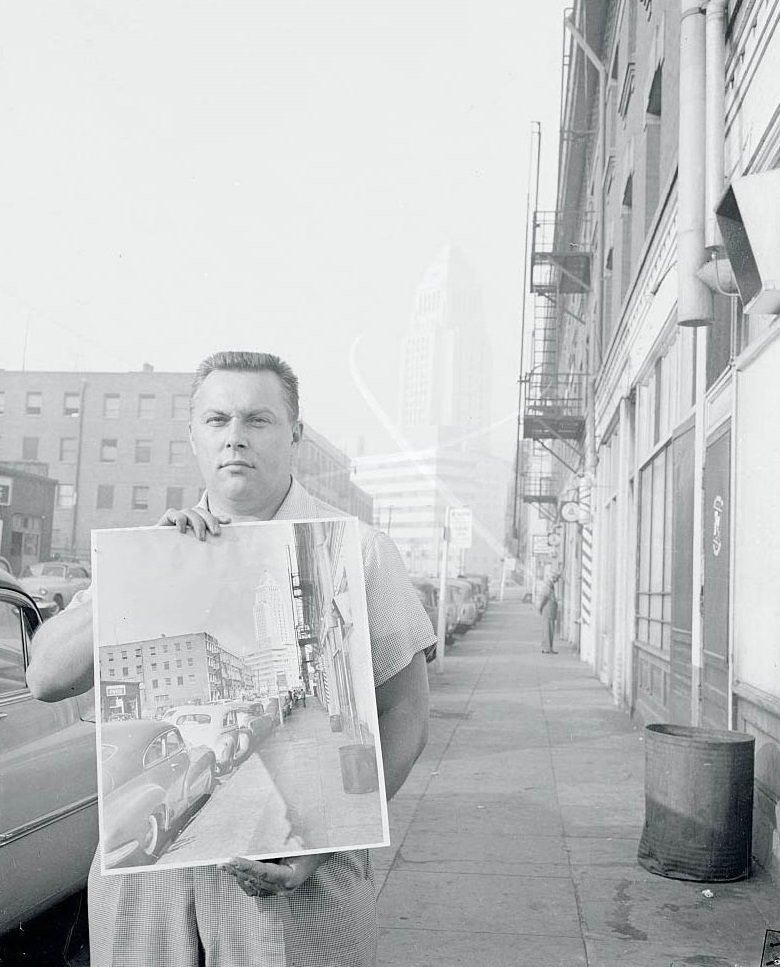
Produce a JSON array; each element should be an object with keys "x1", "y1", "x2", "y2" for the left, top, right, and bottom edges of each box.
[{"x1": 636, "y1": 444, "x2": 672, "y2": 651}]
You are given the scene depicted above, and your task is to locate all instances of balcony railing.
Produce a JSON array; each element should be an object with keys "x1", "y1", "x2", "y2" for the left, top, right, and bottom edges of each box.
[
  {"x1": 531, "y1": 210, "x2": 592, "y2": 294},
  {"x1": 523, "y1": 373, "x2": 586, "y2": 441}
]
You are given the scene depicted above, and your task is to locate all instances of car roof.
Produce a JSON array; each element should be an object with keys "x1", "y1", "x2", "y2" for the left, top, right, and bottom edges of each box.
[
  {"x1": 0, "y1": 571, "x2": 25, "y2": 594},
  {"x1": 102, "y1": 719, "x2": 172, "y2": 745}
]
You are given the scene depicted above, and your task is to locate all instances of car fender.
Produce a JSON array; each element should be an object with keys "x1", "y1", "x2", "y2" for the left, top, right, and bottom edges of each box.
[{"x1": 103, "y1": 782, "x2": 170, "y2": 842}]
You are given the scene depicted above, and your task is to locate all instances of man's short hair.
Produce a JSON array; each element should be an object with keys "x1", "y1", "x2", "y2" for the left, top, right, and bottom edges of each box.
[{"x1": 190, "y1": 351, "x2": 300, "y2": 424}]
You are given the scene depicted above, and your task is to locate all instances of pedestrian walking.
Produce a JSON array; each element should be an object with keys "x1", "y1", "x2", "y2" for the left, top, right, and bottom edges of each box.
[
  {"x1": 27, "y1": 350, "x2": 434, "y2": 967},
  {"x1": 538, "y1": 575, "x2": 559, "y2": 653}
]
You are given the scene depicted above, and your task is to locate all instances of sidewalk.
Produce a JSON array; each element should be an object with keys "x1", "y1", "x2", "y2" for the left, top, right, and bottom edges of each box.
[{"x1": 374, "y1": 588, "x2": 779, "y2": 967}]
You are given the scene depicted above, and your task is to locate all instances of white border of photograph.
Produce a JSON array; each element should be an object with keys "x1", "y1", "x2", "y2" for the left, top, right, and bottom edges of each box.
[{"x1": 92, "y1": 516, "x2": 389, "y2": 875}]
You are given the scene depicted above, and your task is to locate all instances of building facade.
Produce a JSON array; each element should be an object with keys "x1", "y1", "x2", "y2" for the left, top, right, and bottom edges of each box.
[
  {"x1": 518, "y1": 0, "x2": 780, "y2": 877},
  {"x1": 98, "y1": 630, "x2": 253, "y2": 718},
  {"x1": 251, "y1": 570, "x2": 300, "y2": 699},
  {"x1": 0, "y1": 463, "x2": 56, "y2": 575},
  {"x1": 0, "y1": 367, "x2": 373, "y2": 562}
]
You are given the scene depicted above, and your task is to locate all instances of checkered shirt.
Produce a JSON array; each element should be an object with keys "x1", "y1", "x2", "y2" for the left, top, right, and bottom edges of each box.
[{"x1": 79, "y1": 478, "x2": 434, "y2": 966}]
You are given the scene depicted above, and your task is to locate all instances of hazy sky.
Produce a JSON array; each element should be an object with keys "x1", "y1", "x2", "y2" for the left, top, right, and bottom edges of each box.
[{"x1": 0, "y1": 1, "x2": 569, "y2": 460}]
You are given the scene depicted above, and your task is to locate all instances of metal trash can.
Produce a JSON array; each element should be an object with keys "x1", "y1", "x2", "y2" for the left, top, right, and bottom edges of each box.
[
  {"x1": 637, "y1": 723, "x2": 755, "y2": 881},
  {"x1": 339, "y1": 744, "x2": 379, "y2": 794}
]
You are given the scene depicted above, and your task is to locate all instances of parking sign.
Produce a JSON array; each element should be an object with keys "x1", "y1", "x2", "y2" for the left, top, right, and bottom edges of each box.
[{"x1": 448, "y1": 508, "x2": 473, "y2": 548}]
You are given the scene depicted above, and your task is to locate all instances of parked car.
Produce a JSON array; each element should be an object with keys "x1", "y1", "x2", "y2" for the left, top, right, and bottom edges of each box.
[
  {"x1": 409, "y1": 575, "x2": 446, "y2": 662},
  {"x1": 163, "y1": 704, "x2": 240, "y2": 775},
  {"x1": 100, "y1": 719, "x2": 216, "y2": 868},
  {"x1": 458, "y1": 574, "x2": 489, "y2": 619},
  {"x1": 19, "y1": 561, "x2": 91, "y2": 614},
  {"x1": 0, "y1": 571, "x2": 98, "y2": 935},
  {"x1": 448, "y1": 578, "x2": 478, "y2": 633},
  {"x1": 0, "y1": 556, "x2": 13, "y2": 576},
  {"x1": 229, "y1": 701, "x2": 275, "y2": 754}
]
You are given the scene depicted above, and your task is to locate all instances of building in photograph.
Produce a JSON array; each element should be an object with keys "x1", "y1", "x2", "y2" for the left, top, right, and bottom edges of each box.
[
  {"x1": 0, "y1": 462, "x2": 57, "y2": 575},
  {"x1": 0, "y1": 367, "x2": 373, "y2": 557},
  {"x1": 516, "y1": 0, "x2": 780, "y2": 877},
  {"x1": 98, "y1": 631, "x2": 253, "y2": 717},
  {"x1": 250, "y1": 570, "x2": 300, "y2": 698}
]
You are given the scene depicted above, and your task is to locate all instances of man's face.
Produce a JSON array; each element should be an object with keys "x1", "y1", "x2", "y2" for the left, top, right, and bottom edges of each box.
[{"x1": 189, "y1": 369, "x2": 301, "y2": 517}]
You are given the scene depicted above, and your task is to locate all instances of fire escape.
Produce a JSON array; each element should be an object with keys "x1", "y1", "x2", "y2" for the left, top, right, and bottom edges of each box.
[{"x1": 520, "y1": 209, "x2": 590, "y2": 520}]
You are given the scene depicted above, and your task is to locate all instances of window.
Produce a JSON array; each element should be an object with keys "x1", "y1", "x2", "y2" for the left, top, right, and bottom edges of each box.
[
  {"x1": 152, "y1": 679, "x2": 159, "y2": 689},
  {"x1": 164, "y1": 661, "x2": 170, "y2": 671},
  {"x1": 103, "y1": 394, "x2": 120, "y2": 419},
  {"x1": 143, "y1": 736, "x2": 166, "y2": 768},
  {"x1": 96, "y1": 485, "x2": 114, "y2": 510},
  {"x1": 165, "y1": 677, "x2": 171, "y2": 686},
  {"x1": 176, "y1": 676, "x2": 184, "y2": 686},
  {"x1": 151, "y1": 663, "x2": 158, "y2": 670},
  {"x1": 187, "y1": 657, "x2": 194, "y2": 666},
  {"x1": 63, "y1": 392, "x2": 80, "y2": 417},
  {"x1": 100, "y1": 439, "x2": 118, "y2": 462},
  {"x1": 122, "y1": 667, "x2": 129, "y2": 677},
  {"x1": 176, "y1": 659, "x2": 182, "y2": 668},
  {"x1": 175, "y1": 642, "x2": 180, "y2": 651},
  {"x1": 620, "y1": 173, "x2": 634, "y2": 301},
  {"x1": 22, "y1": 437, "x2": 39, "y2": 461},
  {"x1": 645, "y1": 66, "x2": 662, "y2": 230},
  {"x1": 0, "y1": 391, "x2": 5, "y2": 414},
  {"x1": 121, "y1": 650, "x2": 127, "y2": 659},
  {"x1": 169, "y1": 441, "x2": 188, "y2": 466},
  {"x1": 171, "y1": 394, "x2": 189, "y2": 420},
  {"x1": 165, "y1": 487, "x2": 184, "y2": 509},
  {"x1": 132, "y1": 486, "x2": 150, "y2": 510},
  {"x1": 135, "y1": 664, "x2": 143, "y2": 675},
  {"x1": 0, "y1": 601, "x2": 26, "y2": 695},
  {"x1": 59, "y1": 437, "x2": 77, "y2": 463},
  {"x1": 138, "y1": 394, "x2": 156, "y2": 419},
  {"x1": 25, "y1": 392, "x2": 42, "y2": 415},
  {"x1": 135, "y1": 439, "x2": 152, "y2": 463},
  {"x1": 109, "y1": 669, "x2": 116, "y2": 677},
  {"x1": 57, "y1": 484, "x2": 77, "y2": 509}
]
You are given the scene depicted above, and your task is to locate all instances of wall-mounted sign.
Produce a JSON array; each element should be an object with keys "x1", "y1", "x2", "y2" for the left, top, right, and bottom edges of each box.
[
  {"x1": 448, "y1": 507, "x2": 473, "y2": 549},
  {"x1": 712, "y1": 494, "x2": 724, "y2": 557},
  {"x1": 105, "y1": 685, "x2": 126, "y2": 697},
  {"x1": 559, "y1": 501, "x2": 580, "y2": 523},
  {"x1": 0, "y1": 477, "x2": 12, "y2": 506}
]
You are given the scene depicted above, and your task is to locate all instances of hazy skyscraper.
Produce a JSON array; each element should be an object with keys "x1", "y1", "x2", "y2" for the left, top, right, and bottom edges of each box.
[
  {"x1": 399, "y1": 244, "x2": 491, "y2": 446},
  {"x1": 251, "y1": 570, "x2": 299, "y2": 696}
]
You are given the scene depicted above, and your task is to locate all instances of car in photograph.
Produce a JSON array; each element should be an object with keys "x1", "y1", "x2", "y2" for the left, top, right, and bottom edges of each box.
[
  {"x1": 448, "y1": 578, "x2": 478, "y2": 634},
  {"x1": 163, "y1": 704, "x2": 240, "y2": 775},
  {"x1": 227, "y1": 701, "x2": 275, "y2": 757},
  {"x1": 19, "y1": 561, "x2": 91, "y2": 615},
  {"x1": 100, "y1": 719, "x2": 216, "y2": 867},
  {"x1": 0, "y1": 556, "x2": 13, "y2": 576},
  {"x1": 0, "y1": 571, "x2": 98, "y2": 935}
]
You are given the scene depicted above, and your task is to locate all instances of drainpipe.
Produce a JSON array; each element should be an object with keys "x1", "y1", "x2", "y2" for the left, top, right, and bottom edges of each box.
[
  {"x1": 704, "y1": 0, "x2": 727, "y2": 252},
  {"x1": 678, "y1": 0, "x2": 713, "y2": 325},
  {"x1": 70, "y1": 378, "x2": 88, "y2": 553}
]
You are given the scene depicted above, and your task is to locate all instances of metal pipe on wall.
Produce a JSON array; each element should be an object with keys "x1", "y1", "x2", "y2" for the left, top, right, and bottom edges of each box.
[
  {"x1": 704, "y1": 0, "x2": 728, "y2": 252},
  {"x1": 678, "y1": 0, "x2": 714, "y2": 325}
]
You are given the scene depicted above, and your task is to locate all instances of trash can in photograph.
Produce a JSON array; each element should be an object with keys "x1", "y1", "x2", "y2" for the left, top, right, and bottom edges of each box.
[
  {"x1": 339, "y1": 744, "x2": 379, "y2": 794},
  {"x1": 637, "y1": 723, "x2": 755, "y2": 882}
]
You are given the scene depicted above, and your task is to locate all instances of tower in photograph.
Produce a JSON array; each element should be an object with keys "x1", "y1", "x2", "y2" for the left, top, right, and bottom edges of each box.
[
  {"x1": 398, "y1": 244, "x2": 492, "y2": 446},
  {"x1": 251, "y1": 570, "x2": 299, "y2": 697}
]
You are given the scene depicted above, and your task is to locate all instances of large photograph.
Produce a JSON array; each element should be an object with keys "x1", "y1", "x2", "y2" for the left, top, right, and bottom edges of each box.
[{"x1": 92, "y1": 517, "x2": 388, "y2": 875}]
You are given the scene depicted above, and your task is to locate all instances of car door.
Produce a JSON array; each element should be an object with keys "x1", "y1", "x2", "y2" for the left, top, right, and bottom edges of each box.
[
  {"x1": 0, "y1": 589, "x2": 98, "y2": 931},
  {"x1": 162, "y1": 729, "x2": 191, "y2": 816}
]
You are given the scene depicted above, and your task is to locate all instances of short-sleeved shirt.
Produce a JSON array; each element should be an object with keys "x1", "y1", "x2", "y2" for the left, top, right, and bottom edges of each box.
[{"x1": 78, "y1": 477, "x2": 434, "y2": 967}]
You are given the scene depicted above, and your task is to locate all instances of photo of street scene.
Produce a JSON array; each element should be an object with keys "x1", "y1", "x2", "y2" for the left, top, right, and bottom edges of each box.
[{"x1": 92, "y1": 517, "x2": 388, "y2": 874}]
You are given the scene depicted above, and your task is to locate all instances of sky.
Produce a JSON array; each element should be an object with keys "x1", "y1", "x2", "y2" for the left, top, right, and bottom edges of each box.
[{"x1": 0, "y1": 1, "x2": 570, "y2": 462}]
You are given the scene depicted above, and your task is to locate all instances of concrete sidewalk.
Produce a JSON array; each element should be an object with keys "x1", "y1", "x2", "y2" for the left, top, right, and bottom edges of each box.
[{"x1": 373, "y1": 588, "x2": 779, "y2": 967}]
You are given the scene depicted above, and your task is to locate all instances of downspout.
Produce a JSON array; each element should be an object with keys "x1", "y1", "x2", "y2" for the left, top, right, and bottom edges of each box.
[
  {"x1": 70, "y1": 378, "x2": 88, "y2": 553},
  {"x1": 678, "y1": 0, "x2": 714, "y2": 325},
  {"x1": 704, "y1": 0, "x2": 727, "y2": 252}
]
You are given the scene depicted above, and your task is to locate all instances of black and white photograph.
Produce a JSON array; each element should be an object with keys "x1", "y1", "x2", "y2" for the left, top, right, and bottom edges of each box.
[
  {"x1": 2, "y1": 1, "x2": 780, "y2": 965},
  {"x1": 93, "y1": 518, "x2": 388, "y2": 873}
]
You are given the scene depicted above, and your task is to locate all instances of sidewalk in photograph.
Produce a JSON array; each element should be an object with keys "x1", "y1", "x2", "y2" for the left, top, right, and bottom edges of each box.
[
  {"x1": 374, "y1": 587, "x2": 779, "y2": 967},
  {"x1": 260, "y1": 698, "x2": 386, "y2": 851}
]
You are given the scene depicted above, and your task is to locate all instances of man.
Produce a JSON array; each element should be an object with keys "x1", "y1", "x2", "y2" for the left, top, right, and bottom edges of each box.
[
  {"x1": 27, "y1": 351, "x2": 433, "y2": 967},
  {"x1": 538, "y1": 574, "x2": 559, "y2": 654}
]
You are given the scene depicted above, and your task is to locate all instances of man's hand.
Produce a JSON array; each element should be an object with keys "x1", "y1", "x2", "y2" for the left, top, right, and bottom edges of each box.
[
  {"x1": 220, "y1": 854, "x2": 330, "y2": 898},
  {"x1": 157, "y1": 507, "x2": 230, "y2": 541}
]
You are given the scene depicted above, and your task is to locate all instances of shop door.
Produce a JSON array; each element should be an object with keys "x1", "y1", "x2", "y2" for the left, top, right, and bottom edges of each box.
[
  {"x1": 670, "y1": 420, "x2": 695, "y2": 724},
  {"x1": 701, "y1": 423, "x2": 730, "y2": 729}
]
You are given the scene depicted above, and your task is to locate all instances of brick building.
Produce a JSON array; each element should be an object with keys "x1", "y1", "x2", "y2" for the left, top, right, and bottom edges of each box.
[
  {"x1": 98, "y1": 630, "x2": 254, "y2": 718},
  {"x1": 0, "y1": 367, "x2": 373, "y2": 557},
  {"x1": 0, "y1": 463, "x2": 57, "y2": 575}
]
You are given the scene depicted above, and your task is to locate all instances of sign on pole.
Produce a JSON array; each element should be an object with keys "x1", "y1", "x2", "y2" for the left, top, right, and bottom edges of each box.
[{"x1": 448, "y1": 507, "x2": 473, "y2": 549}]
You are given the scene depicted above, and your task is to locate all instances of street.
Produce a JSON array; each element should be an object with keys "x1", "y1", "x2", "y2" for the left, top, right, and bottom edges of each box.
[{"x1": 3, "y1": 587, "x2": 777, "y2": 966}]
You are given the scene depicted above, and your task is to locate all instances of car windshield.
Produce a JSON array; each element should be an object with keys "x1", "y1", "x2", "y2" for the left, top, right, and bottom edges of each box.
[{"x1": 40, "y1": 565, "x2": 67, "y2": 577}]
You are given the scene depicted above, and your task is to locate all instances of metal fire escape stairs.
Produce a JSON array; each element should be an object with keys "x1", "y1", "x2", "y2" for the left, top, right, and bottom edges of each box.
[{"x1": 520, "y1": 210, "x2": 590, "y2": 520}]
